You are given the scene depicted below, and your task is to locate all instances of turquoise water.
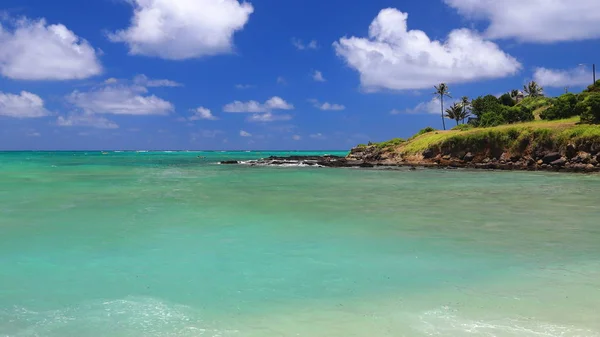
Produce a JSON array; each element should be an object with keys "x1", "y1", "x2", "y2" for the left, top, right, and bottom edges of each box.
[{"x1": 1, "y1": 151, "x2": 600, "y2": 336}]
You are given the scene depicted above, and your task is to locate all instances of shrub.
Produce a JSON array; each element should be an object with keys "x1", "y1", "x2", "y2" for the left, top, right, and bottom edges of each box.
[
  {"x1": 375, "y1": 138, "x2": 406, "y2": 149},
  {"x1": 452, "y1": 124, "x2": 473, "y2": 131},
  {"x1": 583, "y1": 80, "x2": 600, "y2": 93},
  {"x1": 501, "y1": 105, "x2": 534, "y2": 124},
  {"x1": 499, "y1": 93, "x2": 515, "y2": 107},
  {"x1": 471, "y1": 95, "x2": 502, "y2": 119},
  {"x1": 578, "y1": 94, "x2": 600, "y2": 124},
  {"x1": 540, "y1": 93, "x2": 578, "y2": 120},
  {"x1": 409, "y1": 127, "x2": 436, "y2": 140},
  {"x1": 479, "y1": 112, "x2": 506, "y2": 127}
]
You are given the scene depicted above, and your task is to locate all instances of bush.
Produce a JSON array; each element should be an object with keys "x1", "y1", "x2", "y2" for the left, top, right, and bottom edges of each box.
[
  {"x1": 479, "y1": 112, "x2": 506, "y2": 127},
  {"x1": 375, "y1": 138, "x2": 405, "y2": 149},
  {"x1": 540, "y1": 93, "x2": 579, "y2": 120},
  {"x1": 578, "y1": 94, "x2": 600, "y2": 124},
  {"x1": 499, "y1": 93, "x2": 515, "y2": 107},
  {"x1": 409, "y1": 127, "x2": 436, "y2": 140},
  {"x1": 472, "y1": 95, "x2": 502, "y2": 119},
  {"x1": 501, "y1": 105, "x2": 534, "y2": 124},
  {"x1": 452, "y1": 124, "x2": 473, "y2": 131},
  {"x1": 583, "y1": 80, "x2": 600, "y2": 93}
]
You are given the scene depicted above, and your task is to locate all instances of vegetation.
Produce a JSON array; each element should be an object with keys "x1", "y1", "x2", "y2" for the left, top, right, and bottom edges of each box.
[
  {"x1": 398, "y1": 118, "x2": 600, "y2": 155},
  {"x1": 524, "y1": 81, "x2": 544, "y2": 97},
  {"x1": 445, "y1": 103, "x2": 466, "y2": 126},
  {"x1": 373, "y1": 138, "x2": 406, "y2": 149},
  {"x1": 434, "y1": 83, "x2": 451, "y2": 130}
]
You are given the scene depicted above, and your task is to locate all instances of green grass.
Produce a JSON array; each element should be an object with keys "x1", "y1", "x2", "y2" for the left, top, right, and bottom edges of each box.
[
  {"x1": 389, "y1": 117, "x2": 600, "y2": 156},
  {"x1": 374, "y1": 138, "x2": 405, "y2": 150}
]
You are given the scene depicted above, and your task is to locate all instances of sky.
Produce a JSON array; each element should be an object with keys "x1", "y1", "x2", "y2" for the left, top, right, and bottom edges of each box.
[{"x1": 0, "y1": 0, "x2": 599, "y2": 150}]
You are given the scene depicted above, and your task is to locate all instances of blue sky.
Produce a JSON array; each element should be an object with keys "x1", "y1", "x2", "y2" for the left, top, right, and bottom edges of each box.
[{"x1": 1, "y1": 0, "x2": 599, "y2": 150}]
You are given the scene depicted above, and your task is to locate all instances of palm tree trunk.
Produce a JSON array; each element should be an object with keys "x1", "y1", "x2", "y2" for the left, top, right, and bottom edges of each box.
[
  {"x1": 440, "y1": 96, "x2": 446, "y2": 130},
  {"x1": 456, "y1": 119, "x2": 459, "y2": 126}
]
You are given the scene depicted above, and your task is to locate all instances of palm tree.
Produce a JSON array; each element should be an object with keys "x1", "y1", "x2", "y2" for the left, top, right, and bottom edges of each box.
[
  {"x1": 460, "y1": 96, "x2": 471, "y2": 124},
  {"x1": 445, "y1": 103, "x2": 464, "y2": 126},
  {"x1": 524, "y1": 81, "x2": 544, "y2": 97},
  {"x1": 510, "y1": 89, "x2": 520, "y2": 100},
  {"x1": 434, "y1": 83, "x2": 451, "y2": 130}
]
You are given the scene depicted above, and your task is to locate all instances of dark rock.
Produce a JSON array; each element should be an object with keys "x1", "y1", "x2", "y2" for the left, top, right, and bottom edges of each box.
[
  {"x1": 220, "y1": 160, "x2": 239, "y2": 164},
  {"x1": 525, "y1": 156, "x2": 535, "y2": 166},
  {"x1": 510, "y1": 155, "x2": 521, "y2": 162},
  {"x1": 542, "y1": 152, "x2": 562, "y2": 164},
  {"x1": 566, "y1": 144, "x2": 577, "y2": 159},
  {"x1": 422, "y1": 149, "x2": 435, "y2": 159},
  {"x1": 591, "y1": 143, "x2": 600, "y2": 155},
  {"x1": 463, "y1": 152, "x2": 475, "y2": 162},
  {"x1": 550, "y1": 158, "x2": 567, "y2": 166}
]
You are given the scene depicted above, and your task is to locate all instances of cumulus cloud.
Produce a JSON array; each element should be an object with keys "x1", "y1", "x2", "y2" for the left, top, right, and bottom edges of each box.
[
  {"x1": 313, "y1": 70, "x2": 326, "y2": 82},
  {"x1": 189, "y1": 107, "x2": 218, "y2": 120},
  {"x1": 292, "y1": 38, "x2": 318, "y2": 50},
  {"x1": 66, "y1": 84, "x2": 174, "y2": 115},
  {"x1": 223, "y1": 96, "x2": 294, "y2": 113},
  {"x1": 309, "y1": 99, "x2": 345, "y2": 111},
  {"x1": 109, "y1": 0, "x2": 254, "y2": 60},
  {"x1": 533, "y1": 67, "x2": 594, "y2": 88},
  {"x1": 0, "y1": 91, "x2": 50, "y2": 118},
  {"x1": 444, "y1": 0, "x2": 600, "y2": 43},
  {"x1": 393, "y1": 98, "x2": 447, "y2": 115},
  {"x1": 292, "y1": 135, "x2": 301, "y2": 141},
  {"x1": 133, "y1": 74, "x2": 182, "y2": 87},
  {"x1": 334, "y1": 8, "x2": 520, "y2": 91},
  {"x1": 0, "y1": 17, "x2": 102, "y2": 80},
  {"x1": 240, "y1": 130, "x2": 252, "y2": 137},
  {"x1": 57, "y1": 115, "x2": 119, "y2": 129},
  {"x1": 246, "y1": 113, "x2": 292, "y2": 123}
]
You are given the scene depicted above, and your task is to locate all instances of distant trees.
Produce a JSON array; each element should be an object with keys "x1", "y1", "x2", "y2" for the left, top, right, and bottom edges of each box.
[
  {"x1": 434, "y1": 83, "x2": 451, "y2": 130},
  {"x1": 460, "y1": 96, "x2": 471, "y2": 124},
  {"x1": 524, "y1": 81, "x2": 544, "y2": 97},
  {"x1": 445, "y1": 103, "x2": 465, "y2": 126},
  {"x1": 540, "y1": 93, "x2": 578, "y2": 120}
]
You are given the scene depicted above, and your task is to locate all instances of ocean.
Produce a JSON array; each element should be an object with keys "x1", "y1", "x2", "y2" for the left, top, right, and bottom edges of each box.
[{"x1": 1, "y1": 151, "x2": 599, "y2": 337}]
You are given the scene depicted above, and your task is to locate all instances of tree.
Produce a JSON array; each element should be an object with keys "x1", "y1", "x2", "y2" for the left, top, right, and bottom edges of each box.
[
  {"x1": 434, "y1": 83, "x2": 451, "y2": 130},
  {"x1": 524, "y1": 81, "x2": 544, "y2": 97},
  {"x1": 510, "y1": 89, "x2": 520, "y2": 100},
  {"x1": 445, "y1": 103, "x2": 464, "y2": 126},
  {"x1": 471, "y1": 95, "x2": 502, "y2": 119},
  {"x1": 540, "y1": 93, "x2": 578, "y2": 120},
  {"x1": 460, "y1": 96, "x2": 471, "y2": 124},
  {"x1": 499, "y1": 93, "x2": 515, "y2": 107}
]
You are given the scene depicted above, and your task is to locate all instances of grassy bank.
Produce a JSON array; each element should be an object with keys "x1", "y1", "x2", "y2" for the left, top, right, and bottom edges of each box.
[{"x1": 373, "y1": 117, "x2": 600, "y2": 158}]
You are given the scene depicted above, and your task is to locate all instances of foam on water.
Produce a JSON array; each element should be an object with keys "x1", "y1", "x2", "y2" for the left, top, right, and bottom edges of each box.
[{"x1": 1, "y1": 297, "x2": 236, "y2": 337}]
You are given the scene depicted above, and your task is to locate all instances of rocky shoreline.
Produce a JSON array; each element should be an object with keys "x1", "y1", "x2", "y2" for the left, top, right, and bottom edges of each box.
[{"x1": 220, "y1": 143, "x2": 600, "y2": 173}]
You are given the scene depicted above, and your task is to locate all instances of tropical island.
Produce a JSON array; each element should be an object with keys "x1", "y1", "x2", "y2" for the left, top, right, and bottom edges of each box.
[{"x1": 223, "y1": 80, "x2": 600, "y2": 173}]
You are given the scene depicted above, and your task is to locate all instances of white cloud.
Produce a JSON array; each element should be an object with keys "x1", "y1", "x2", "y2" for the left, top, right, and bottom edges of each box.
[
  {"x1": 292, "y1": 38, "x2": 318, "y2": 50},
  {"x1": 26, "y1": 130, "x2": 41, "y2": 137},
  {"x1": 277, "y1": 76, "x2": 287, "y2": 85},
  {"x1": 292, "y1": 135, "x2": 301, "y2": 141},
  {"x1": 309, "y1": 133, "x2": 325, "y2": 139},
  {"x1": 133, "y1": 74, "x2": 182, "y2": 87},
  {"x1": 334, "y1": 8, "x2": 520, "y2": 91},
  {"x1": 189, "y1": 107, "x2": 218, "y2": 120},
  {"x1": 223, "y1": 96, "x2": 294, "y2": 113},
  {"x1": 0, "y1": 91, "x2": 50, "y2": 118},
  {"x1": 533, "y1": 67, "x2": 594, "y2": 88},
  {"x1": 246, "y1": 113, "x2": 292, "y2": 123},
  {"x1": 104, "y1": 78, "x2": 118, "y2": 84},
  {"x1": 191, "y1": 130, "x2": 223, "y2": 140},
  {"x1": 235, "y1": 84, "x2": 255, "y2": 89},
  {"x1": 0, "y1": 17, "x2": 102, "y2": 80},
  {"x1": 57, "y1": 115, "x2": 119, "y2": 129},
  {"x1": 444, "y1": 0, "x2": 600, "y2": 43},
  {"x1": 395, "y1": 98, "x2": 446, "y2": 115},
  {"x1": 313, "y1": 70, "x2": 326, "y2": 82},
  {"x1": 66, "y1": 84, "x2": 174, "y2": 116},
  {"x1": 309, "y1": 99, "x2": 346, "y2": 111},
  {"x1": 109, "y1": 0, "x2": 254, "y2": 60},
  {"x1": 240, "y1": 130, "x2": 252, "y2": 137}
]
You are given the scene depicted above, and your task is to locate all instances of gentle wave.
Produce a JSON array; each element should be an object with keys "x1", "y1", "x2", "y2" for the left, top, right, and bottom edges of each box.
[
  {"x1": 416, "y1": 306, "x2": 599, "y2": 337},
  {"x1": 0, "y1": 297, "x2": 237, "y2": 337}
]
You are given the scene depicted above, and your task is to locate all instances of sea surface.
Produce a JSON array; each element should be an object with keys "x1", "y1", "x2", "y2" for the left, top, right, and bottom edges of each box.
[{"x1": 1, "y1": 151, "x2": 600, "y2": 337}]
